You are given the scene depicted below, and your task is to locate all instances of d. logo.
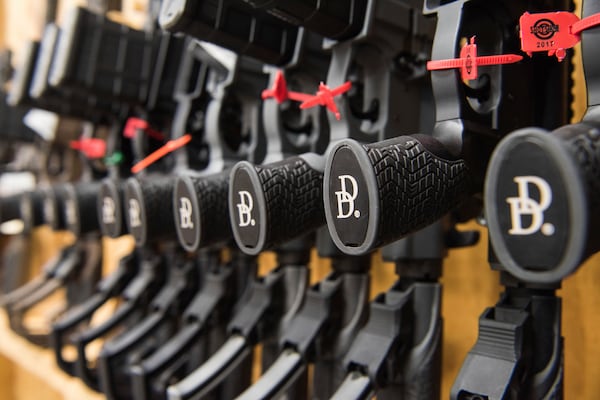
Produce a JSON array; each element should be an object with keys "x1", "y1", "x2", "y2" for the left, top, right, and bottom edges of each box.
[
  {"x1": 179, "y1": 197, "x2": 194, "y2": 229},
  {"x1": 129, "y1": 199, "x2": 142, "y2": 228},
  {"x1": 65, "y1": 199, "x2": 77, "y2": 226},
  {"x1": 237, "y1": 191, "x2": 255, "y2": 227},
  {"x1": 506, "y1": 176, "x2": 554, "y2": 236},
  {"x1": 335, "y1": 175, "x2": 361, "y2": 219},
  {"x1": 102, "y1": 197, "x2": 116, "y2": 224}
]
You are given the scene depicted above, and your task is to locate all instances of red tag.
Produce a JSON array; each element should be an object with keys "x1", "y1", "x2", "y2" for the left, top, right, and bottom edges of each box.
[
  {"x1": 70, "y1": 138, "x2": 107, "y2": 159},
  {"x1": 520, "y1": 11, "x2": 580, "y2": 61},
  {"x1": 459, "y1": 37, "x2": 478, "y2": 80},
  {"x1": 123, "y1": 117, "x2": 165, "y2": 141}
]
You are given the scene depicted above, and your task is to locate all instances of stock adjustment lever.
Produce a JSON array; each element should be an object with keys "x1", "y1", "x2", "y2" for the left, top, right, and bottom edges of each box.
[
  {"x1": 324, "y1": 135, "x2": 470, "y2": 255},
  {"x1": 229, "y1": 154, "x2": 325, "y2": 254}
]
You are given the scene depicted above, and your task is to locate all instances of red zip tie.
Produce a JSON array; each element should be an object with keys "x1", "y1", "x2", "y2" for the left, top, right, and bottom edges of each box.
[
  {"x1": 70, "y1": 138, "x2": 107, "y2": 159},
  {"x1": 475, "y1": 55, "x2": 525, "y2": 66},
  {"x1": 427, "y1": 37, "x2": 523, "y2": 81},
  {"x1": 571, "y1": 13, "x2": 600, "y2": 35},
  {"x1": 131, "y1": 134, "x2": 192, "y2": 174},
  {"x1": 299, "y1": 81, "x2": 352, "y2": 120},
  {"x1": 124, "y1": 117, "x2": 166, "y2": 141}
]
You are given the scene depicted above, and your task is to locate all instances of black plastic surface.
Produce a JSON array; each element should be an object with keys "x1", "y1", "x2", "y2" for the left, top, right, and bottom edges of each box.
[
  {"x1": 582, "y1": 0, "x2": 600, "y2": 109},
  {"x1": 43, "y1": 185, "x2": 70, "y2": 231},
  {"x1": 229, "y1": 154, "x2": 325, "y2": 255},
  {"x1": 98, "y1": 179, "x2": 128, "y2": 238},
  {"x1": 243, "y1": 0, "x2": 368, "y2": 40},
  {"x1": 0, "y1": 92, "x2": 38, "y2": 143},
  {"x1": 7, "y1": 38, "x2": 100, "y2": 120},
  {"x1": 125, "y1": 177, "x2": 178, "y2": 246},
  {"x1": 159, "y1": 0, "x2": 299, "y2": 66},
  {"x1": 0, "y1": 194, "x2": 23, "y2": 224},
  {"x1": 59, "y1": 182, "x2": 102, "y2": 236},
  {"x1": 486, "y1": 122, "x2": 600, "y2": 283},
  {"x1": 49, "y1": 7, "x2": 165, "y2": 106},
  {"x1": 324, "y1": 135, "x2": 469, "y2": 255},
  {"x1": 173, "y1": 171, "x2": 232, "y2": 251},
  {"x1": 21, "y1": 190, "x2": 47, "y2": 233}
]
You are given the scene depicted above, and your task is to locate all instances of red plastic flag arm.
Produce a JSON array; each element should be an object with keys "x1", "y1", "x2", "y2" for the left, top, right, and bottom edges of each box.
[
  {"x1": 299, "y1": 81, "x2": 352, "y2": 120},
  {"x1": 131, "y1": 134, "x2": 192, "y2": 174},
  {"x1": 70, "y1": 138, "x2": 107, "y2": 159},
  {"x1": 287, "y1": 91, "x2": 316, "y2": 103},
  {"x1": 123, "y1": 117, "x2": 166, "y2": 141},
  {"x1": 261, "y1": 70, "x2": 321, "y2": 103}
]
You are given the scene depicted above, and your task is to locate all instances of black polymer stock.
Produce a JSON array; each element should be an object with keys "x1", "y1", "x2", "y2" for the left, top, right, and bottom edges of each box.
[
  {"x1": 82, "y1": 35, "x2": 197, "y2": 400},
  {"x1": 451, "y1": 1, "x2": 598, "y2": 398},
  {"x1": 218, "y1": 1, "x2": 438, "y2": 399},
  {"x1": 321, "y1": 0, "x2": 571, "y2": 399},
  {"x1": 231, "y1": 0, "x2": 435, "y2": 256},
  {"x1": 158, "y1": 4, "x2": 330, "y2": 400},
  {"x1": 5, "y1": 182, "x2": 105, "y2": 344},
  {"x1": 78, "y1": 14, "x2": 190, "y2": 383},
  {"x1": 13, "y1": 6, "x2": 188, "y2": 395},
  {"x1": 155, "y1": 3, "x2": 337, "y2": 399},
  {"x1": 160, "y1": 5, "x2": 315, "y2": 400},
  {"x1": 96, "y1": 11, "x2": 288, "y2": 396},
  {"x1": 25, "y1": 7, "x2": 183, "y2": 387},
  {"x1": 323, "y1": 0, "x2": 569, "y2": 256},
  {"x1": 98, "y1": 150, "x2": 198, "y2": 399},
  {"x1": 0, "y1": 15, "x2": 128, "y2": 347},
  {"x1": 128, "y1": 40, "x2": 263, "y2": 400}
]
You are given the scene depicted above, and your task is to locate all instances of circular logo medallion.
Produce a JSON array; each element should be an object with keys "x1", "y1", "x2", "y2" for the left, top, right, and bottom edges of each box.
[
  {"x1": 174, "y1": 177, "x2": 201, "y2": 252},
  {"x1": 486, "y1": 129, "x2": 587, "y2": 283}
]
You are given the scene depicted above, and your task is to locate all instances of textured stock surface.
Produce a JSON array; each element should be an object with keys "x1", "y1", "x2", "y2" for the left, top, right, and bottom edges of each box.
[
  {"x1": 565, "y1": 124, "x2": 600, "y2": 208},
  {"x1": 71, "y1": 183, "x2": 102, "y2": 235},
  {"x1": 187, "y1": 172, "x2": 232, "y2": 247},
  {"x1": 126, "y1": 178, "x2": 177, "y2": 245},
  {"x1": 142, "y1": 180, "x2": 176, "y2": 241},
  {"x1": 366, "y1": 137, "x2": 469, "y2": 247},
  {"x1": 258, "y1": 157, "x2": 324, "y2": 249}
]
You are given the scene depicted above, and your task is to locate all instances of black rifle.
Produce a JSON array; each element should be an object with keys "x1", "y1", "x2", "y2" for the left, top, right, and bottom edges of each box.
[{"x1": 453, "y1": 1, "x2": 596, "y2": 398}]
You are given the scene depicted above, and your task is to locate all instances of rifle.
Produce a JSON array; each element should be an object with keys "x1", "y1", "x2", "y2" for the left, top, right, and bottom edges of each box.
[{"x1": 453, "y1": 1, "x2": 598, "y2": 398}]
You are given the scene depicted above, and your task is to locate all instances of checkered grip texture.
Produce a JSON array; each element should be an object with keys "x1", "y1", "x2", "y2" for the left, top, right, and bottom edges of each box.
[
  {"x1": 564, "y1": 121, "x2": 600, "y2": 209},
  {"x1": 255, "y1": 156, "x2": 325, "y2": 250},
  {"x1": 136, "y1": 177, "x2": 176, "y2": 242},
  {"x1": 363, "y1": 135, "x2": 469, "y2": 248},
  {"x1": 187, "y1": 171, "x2": 232, "y2": 247}
]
